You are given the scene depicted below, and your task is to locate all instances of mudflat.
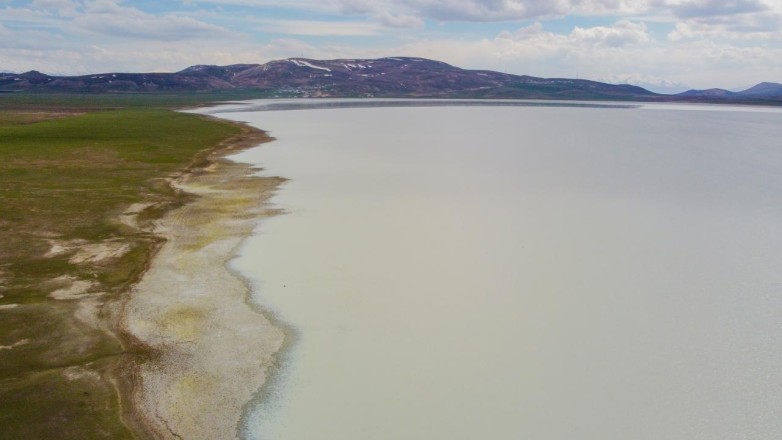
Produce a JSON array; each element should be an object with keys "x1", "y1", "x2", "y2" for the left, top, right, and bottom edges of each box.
[{"x1": 121, "y1": 138, "x2": 286, "y2": 440}]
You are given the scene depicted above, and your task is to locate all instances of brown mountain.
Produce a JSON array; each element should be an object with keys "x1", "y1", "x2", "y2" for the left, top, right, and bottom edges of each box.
[
  {"x1": 1, "y1": 57, "x2": 657, "y2": 100},
  {"x1": 1, "y1": 57, "x2": 779, "y2": 104}
]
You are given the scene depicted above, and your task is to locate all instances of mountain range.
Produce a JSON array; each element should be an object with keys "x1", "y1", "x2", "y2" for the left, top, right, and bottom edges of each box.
[{"x1": 1, "y1": 57, "x2": 780, "y2": 104}]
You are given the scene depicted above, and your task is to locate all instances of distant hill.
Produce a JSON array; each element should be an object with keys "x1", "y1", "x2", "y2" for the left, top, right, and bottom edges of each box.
[
  {"x1": 1, "y1": 57, "x2": 779, "y2": 104},
  {"x1": 0, "y1": 57, "x2": 657, "y2": 100},
  {"x1": 736, "y1": 82, "x2": 782, "y2": 98},
  {"x1": 677, "y1": 82, "x2": 782, "y2": 103},
  {"x1": 677, "y1": 88, "x2": 735, "y2": 98}
]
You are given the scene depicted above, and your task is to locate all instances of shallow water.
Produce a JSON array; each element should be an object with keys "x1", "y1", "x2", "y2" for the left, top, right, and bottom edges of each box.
[{"x1": 205, "y1": 101, "x2": 782, "y2": 439}]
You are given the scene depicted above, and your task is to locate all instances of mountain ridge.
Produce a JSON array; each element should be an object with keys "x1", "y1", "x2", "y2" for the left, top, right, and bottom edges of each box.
[
  {"x1": 1, "y1": 57, "x2": 780, "y2": 104},
  {"x1": 677, "y1": 82, "x2": 782, "y2": 100}
]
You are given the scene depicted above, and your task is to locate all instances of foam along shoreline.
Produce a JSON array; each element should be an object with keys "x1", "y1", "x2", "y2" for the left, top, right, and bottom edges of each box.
[{"x1": 119, "y1": 122, "x2": 286, "y2": 440}]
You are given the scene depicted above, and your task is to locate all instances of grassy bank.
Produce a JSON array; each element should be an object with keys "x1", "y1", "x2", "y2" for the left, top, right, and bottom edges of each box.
[
  {"x1": 0, "y1": 90, "x2": 272, "y2": 111},
  {"x1": 0, "y1": 97, "x2": 257, "y2": 439}
]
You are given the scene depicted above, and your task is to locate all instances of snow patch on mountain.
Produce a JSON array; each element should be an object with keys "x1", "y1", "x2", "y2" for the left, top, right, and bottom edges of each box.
[{"x1": 290, "y1": 59, "x2": 331, "y2": 72}]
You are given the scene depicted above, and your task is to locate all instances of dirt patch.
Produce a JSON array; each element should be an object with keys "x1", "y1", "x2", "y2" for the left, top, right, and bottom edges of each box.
[
  {"x1": 118, "y1": 202, "x2": 157, "y2": 231},
  {"x1": 69, "y1": 241, "x2": 132, "y2": 265},
  {"x1": 0, "y1": 338, "x2": 31, "y2": 351},
  {"x1": 48, "y1": 279, "x2": 99, "y2": 300}
]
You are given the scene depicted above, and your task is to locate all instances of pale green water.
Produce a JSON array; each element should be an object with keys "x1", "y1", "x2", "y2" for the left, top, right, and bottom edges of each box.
[{"x1": 203, "y1": 101, "x2": 782, "y2": 439}]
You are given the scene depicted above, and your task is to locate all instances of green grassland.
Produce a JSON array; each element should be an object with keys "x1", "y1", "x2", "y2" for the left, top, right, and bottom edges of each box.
[
  {"x1": 0, "y1": 95, "x2": 252, "y2": 439},
  {"x1": 0, "y1": 90, "x2": 273, "y2": 111}
]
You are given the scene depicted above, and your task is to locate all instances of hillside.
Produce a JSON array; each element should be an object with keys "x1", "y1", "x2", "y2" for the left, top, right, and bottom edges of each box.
[
  {"x1": 0, "y1": 57, "x2": 656, "y2": 100},
  {"x1": 677, "y1": 81, "x2": 782, "y2": 102},
  {"x1": 2, "y1": 57, "x2": 780, "y2": 104}
]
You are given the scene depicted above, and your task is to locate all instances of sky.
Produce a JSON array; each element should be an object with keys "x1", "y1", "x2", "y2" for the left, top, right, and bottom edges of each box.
[{"x1": 1, "y1": 0, "x2": 781, "y2": 92}]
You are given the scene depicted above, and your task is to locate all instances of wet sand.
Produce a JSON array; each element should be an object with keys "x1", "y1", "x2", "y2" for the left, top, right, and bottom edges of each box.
[{"x1": 118, "y1": 124, "x2": 286, "y2": 440}]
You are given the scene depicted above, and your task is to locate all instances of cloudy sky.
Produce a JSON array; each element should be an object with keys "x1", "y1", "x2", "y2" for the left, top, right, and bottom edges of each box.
[{"x1": 1, "y1": 0, "x2": 781, "y2": 91}]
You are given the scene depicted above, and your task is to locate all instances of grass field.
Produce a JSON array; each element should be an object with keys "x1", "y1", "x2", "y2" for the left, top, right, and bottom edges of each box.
[
  {"x1": 0, "y1": 95, "x2": 254, "y2": 439},
  {"x1": 0, "y1": 90, "x2": 272, "y2": 111}
]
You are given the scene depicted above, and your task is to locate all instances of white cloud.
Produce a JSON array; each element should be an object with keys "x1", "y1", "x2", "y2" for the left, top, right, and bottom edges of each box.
[
  {"x1": 0, "y1": 27, "x2": 68, "y2": 50},
  {"x1": 339, "y1": 0, "x2": 377, "y2": 14},
  {"x1": 402, "y1": 0, "x2": 565, "y2": 21},
  {"x1": 185, "y1": 0, "x2": 340, "y2": 13},
  {"x1": 376, "y1": 11, "x2": 425, "y2": 28},
  {"x1": 571, "y1": 20, "x2": 651, "y2": 46},
  {"x1": 497, "y1": 21, "x2": 651, "y2": 49},
  {"x1": 336, "y1": 1, "x2": 424, "y2": 28},
  {"x1": 668, "y1": 9, "x2": 782, "y2": 41},
  {"x1": 32, "y1": 0, "x2": 80, "y2": 16},
  {"x1": 569, "y1": 0, "x2": 651, "y2": 16},
  {"x1": 655, "y1": 0, "x2": 769, "y2": 19},
  {"x1": 184, "y1": 0, "x2": 649, "y2": 22},
  {"x1": 667, "y1": 22, "x2": 694, "y2": 40},
  {"x1": 173, "y1": 0, "x2": 782, "y2": 24},
  {"x1": 602, "y1": 72, "x2": 690, "y2": 93},
  {"x1": 0, "y1": 5, "x2": 62, "y2": 25},
  {"x1": 389, "y1": 21, "x2": 782, "y2": 89},
  {"x1": 255, "y1": 18, "x2": 384, "y2": 36},
  {"x1": 72, "y1": 0, "x2": 232, "y2": 40}
]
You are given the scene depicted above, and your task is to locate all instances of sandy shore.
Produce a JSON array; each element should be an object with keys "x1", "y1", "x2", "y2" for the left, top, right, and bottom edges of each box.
[{"x1": 118, "y1": 123, "x2": 286, "y2": 440}]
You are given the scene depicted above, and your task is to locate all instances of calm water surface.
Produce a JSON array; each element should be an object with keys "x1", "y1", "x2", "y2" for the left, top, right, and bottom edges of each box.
[{"x1": 201, "y1": 101, "x2": 782, "y2": 440}]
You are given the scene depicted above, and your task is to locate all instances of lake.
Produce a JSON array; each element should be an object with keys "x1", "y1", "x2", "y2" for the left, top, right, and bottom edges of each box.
[{"x1": 199, "y1": 101, "x2": 782, "y2": 440}]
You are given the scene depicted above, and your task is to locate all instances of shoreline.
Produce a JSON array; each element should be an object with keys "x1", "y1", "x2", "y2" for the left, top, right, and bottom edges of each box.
[{"x1": 115, "y1": 118, "x2": 288, "y2": 439}]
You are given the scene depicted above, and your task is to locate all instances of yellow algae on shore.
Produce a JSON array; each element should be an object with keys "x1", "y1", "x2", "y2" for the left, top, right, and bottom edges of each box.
[{"x1": 120, "y1": 146, "x2": 286, "y2": 440}]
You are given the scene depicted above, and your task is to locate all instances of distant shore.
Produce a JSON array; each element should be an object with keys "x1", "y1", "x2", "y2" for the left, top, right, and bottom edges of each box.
[{"x1": 117, "y1": 119, "x2": 287, "y2": 439}]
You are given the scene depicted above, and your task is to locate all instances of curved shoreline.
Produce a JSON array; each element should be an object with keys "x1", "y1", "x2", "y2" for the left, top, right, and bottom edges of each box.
[{"x1": 117, "y1": 120, "x2": 287, "y2": 440}]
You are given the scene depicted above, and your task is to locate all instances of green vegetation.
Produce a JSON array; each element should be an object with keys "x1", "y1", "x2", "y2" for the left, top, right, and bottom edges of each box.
[
  {"x1": 0, "y1": 90, "x2": 273, "y2": 110},
  {"x1": 0, "y1": 95, "x2": 249, "y2": 439},
  {"x1": 0, "y1": 109, "x2": 240, "y2": 295}
]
